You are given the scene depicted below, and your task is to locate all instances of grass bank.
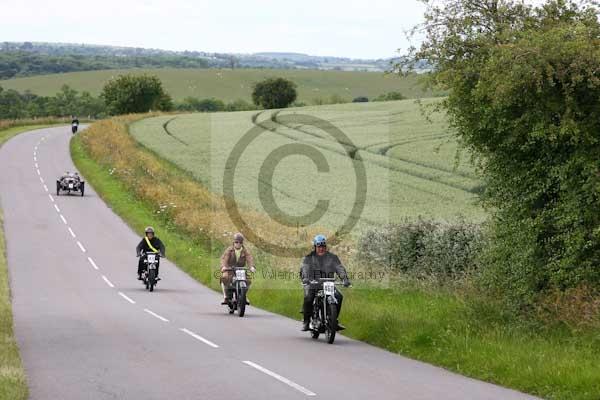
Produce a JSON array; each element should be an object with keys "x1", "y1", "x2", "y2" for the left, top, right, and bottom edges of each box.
[
  {"x1": 71, "y1": 116, "x2": 600, "y2": 400},
  {"x1": 0, "y1": 211, "x2": 27, "y2": 400}
]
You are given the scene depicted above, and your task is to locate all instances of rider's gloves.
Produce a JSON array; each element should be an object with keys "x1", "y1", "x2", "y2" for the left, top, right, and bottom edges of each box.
[{"x1": 250, "y1": 266, "x2": 256, "y2": 273}]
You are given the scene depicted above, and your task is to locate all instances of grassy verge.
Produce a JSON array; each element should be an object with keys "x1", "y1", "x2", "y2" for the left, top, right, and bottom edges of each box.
[
  {"x1": 0, "y1": 125, "x2": 58, "y2": 146},
  {"x1": 0, "y1": 211, "x2": 27, "y2": 400},
  {"x1": 71, "y1": 117, "x2": 600, "y2": 400}
]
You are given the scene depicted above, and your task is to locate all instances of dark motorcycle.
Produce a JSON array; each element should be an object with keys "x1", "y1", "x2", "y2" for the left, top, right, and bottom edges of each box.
[
  {"x1": 56, "y1": 174, "x2": 85, "y2": 196},
  {"x1": 71, "y1": 122, "x2": 78, "y2": 134},
  {"x1": 306, "y1": 278, "x2": 342, "y2": 344},
  {"x1": 224, "y1": 267, "x2": 249, "y2": 317},
  {"x1": 141, "y1": 251, "x2": 160, "y2": 292}
]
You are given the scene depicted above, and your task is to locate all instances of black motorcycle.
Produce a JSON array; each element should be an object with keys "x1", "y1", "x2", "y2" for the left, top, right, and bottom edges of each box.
[
  {"x1": 56, "y1": 174, "x2": 85, "y2": 196},
  {"x1": 306, "y1": 278, "x2": 342, "y2": 344},
  {"x1": 141, "y1": 251, "x2": 160, "y2": 292},
  {"x1": 224, "y1": 267, "x2": 249, "y2": 317},
  {"x1": 71, "y1": 122, "x2": 79, "y2": 134}
]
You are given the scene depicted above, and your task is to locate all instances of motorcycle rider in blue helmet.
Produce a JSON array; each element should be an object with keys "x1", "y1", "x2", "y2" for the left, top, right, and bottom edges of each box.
[{"x1": 299, "y1": 234, "x2": 351, "y2": 331}]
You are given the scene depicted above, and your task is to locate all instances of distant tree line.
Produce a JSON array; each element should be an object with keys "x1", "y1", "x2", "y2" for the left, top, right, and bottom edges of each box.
[
  {"x1": 0, "y1": 51, "x2": 211, "y2": 80},
  {"x1": 0, "y1": 73, "x2": 407, "y2": 119},
  {"x1": 0, "y1": 85, "x2": 105, "y2": 119}
]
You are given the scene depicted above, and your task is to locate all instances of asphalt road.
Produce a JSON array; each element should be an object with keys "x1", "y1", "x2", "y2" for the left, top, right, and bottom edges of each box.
[{"x1": 0, "y1": 126, "x2": 539, "y2": 400}]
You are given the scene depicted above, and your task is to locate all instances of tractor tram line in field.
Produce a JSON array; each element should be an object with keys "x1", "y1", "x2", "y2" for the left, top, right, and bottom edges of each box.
[{"x1": 257, "y1": 110, "x2": 480, "y2": 194}]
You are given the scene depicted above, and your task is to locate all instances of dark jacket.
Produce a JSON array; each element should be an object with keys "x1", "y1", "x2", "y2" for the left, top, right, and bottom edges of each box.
[
  {"x1": 136, "y1": 236, "x2": 165, "y2": 257},
  {"x1": 300, "y1": 250, "x2": 350, "y2": 285}
]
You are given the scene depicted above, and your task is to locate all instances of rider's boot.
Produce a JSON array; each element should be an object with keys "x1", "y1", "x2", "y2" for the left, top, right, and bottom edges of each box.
[
  {"x1": 336, "y1": 323, "x2": 346, "y2": 331},
  {"x1": 301, "y1": 318, "x2": 310, "y2": 331}
]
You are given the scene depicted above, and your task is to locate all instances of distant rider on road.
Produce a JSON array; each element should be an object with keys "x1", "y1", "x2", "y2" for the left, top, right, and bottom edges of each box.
[
  {"x1": 220, "y1": 232, "x2": 256, "y2": 305},
  {"x1": 300, "y1": 234, "x2": 351, "y2": 331},
  {"x1": 136, "y1": 226, "x2": 165, "y2": 280},
  {"x1": 71, "y1": 116, "x2": 79, "y2": 133}
]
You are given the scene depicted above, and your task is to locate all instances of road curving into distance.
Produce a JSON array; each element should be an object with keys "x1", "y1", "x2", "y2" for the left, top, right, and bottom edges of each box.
[{"x1": 0, "y1": 126, "x2": 539, "y2": 400}]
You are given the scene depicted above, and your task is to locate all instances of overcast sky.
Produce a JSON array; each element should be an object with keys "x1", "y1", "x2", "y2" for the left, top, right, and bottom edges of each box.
[{"x1": 0, "y1": 0, "x2": 427, "y2": 59}]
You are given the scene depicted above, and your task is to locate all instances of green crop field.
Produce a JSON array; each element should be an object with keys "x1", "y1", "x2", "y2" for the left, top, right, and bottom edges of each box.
[
  {"x1": 131, "y1": 99, "x2": 485, "y2": 237},
  {"x1": 0, "y1": 68, "x2": 441, "y2": 103}
]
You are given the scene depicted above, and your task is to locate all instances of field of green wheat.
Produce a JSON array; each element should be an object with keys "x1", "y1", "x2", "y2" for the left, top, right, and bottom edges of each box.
[
  {"x1": 130, "y1": 99, "x2": 485, "y2": 238},
  {"x1": 0, "y1": 68, "x2": 441, "y2": 103}
]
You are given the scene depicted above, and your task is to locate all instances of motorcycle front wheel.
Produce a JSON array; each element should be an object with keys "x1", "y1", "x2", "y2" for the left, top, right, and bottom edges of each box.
[
  {"x1": 326, "y1": 303, "x2": 338, "y2": 344},
  {"x1": 237, "y1": 286, "x2": 247, "y2": 317},
  {"x1": 148, "y1": 269, "x2": 156, "y2": 292}
]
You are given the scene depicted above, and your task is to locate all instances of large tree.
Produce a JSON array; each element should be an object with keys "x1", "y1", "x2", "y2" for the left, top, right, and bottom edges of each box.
[
  {"x1": 404, "y1": 0, "x2": 600, "y2": 307},
  {"x1": 251, "y1": 77, "x2": 297, "y2": 109},
  {"x1": 101, "y1": 74, "x2": 173, "y2": 115}
]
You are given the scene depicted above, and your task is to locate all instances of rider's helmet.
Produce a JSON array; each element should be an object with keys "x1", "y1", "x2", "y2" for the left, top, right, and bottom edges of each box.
[
  {"x1": 313, "y1": 234, "x2": 327, "y2": 247},
  {"x1": 233, "y1": 232, "x2": 244, "y2": 243},
  {"x1": 145, "y1": 226, "x2": 155, "y2": 235}
]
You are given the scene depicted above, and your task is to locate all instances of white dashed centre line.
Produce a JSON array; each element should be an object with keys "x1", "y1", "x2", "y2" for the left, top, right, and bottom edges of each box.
[
  {"x1": 39, "y1": 176, "x2": 44, "y2": 183},
  {"x1": 118, "y1": 292, "x2": 136, "y2": 304},
  {"x1": 87, "y1": 257, "x2": 99, "y2": 270},
  {"x1": 48, "y1": 194, "x2": 54, "y2": 202},
  {"x1": 76, "y1": 241, "x2": 86, "y2": 252},
  {"x1": 60, "y1": 215, "x2": 67, "y2": 225},
  {"x1": 34, "y1": 163, "x2": 38, "y2": 168},
  {"x1": 54, "y1": 204, "x2": 60, "y2": 212},
  {"x1": 180, "y1": 328, "x2": 219, "y2": 348},
  {"x1": 144, "y1": 309, "x2": 169, "y2": 322},
  {"x1": 34, "y1": 156, "x2": 37, "y2": 162},
  {"x1": 101, "y1": 275, "x2": 115, "y2": 288},
  {"x1": 68, "y1": 227, "x2": 76, "y2": 238},
  {"x1": 36, "y1": 169, "x2": 40, "y2": 176},
  {"x1": 43, "y1": 185, "x2": 48, "y2": 192},
  {"x1": 242, "y1": 361, "x2": 316, "y2": 397}
]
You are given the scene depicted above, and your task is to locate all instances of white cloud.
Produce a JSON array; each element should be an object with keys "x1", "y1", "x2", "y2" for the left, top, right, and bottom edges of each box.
[{"x1": 0, "y1": 0, "x2": 426, "y2": 58}]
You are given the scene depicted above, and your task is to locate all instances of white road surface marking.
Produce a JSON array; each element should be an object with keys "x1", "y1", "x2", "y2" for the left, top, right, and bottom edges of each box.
[
  {"x1": 39, "y1": 176, "x2": 44, "y2": 183},
  {"x1": 68, "y1": 227, "x2": 76, "y2": 238},
  {"x1": 118, "y1": 292, "x2": 136, "y2": 304},
  {"x1": 54, "y1": 204, "x2": 60, "y2": 212},
  {"x1": 60, "y1": 214, "x2": 67, "y2": 225},
  {"x1": 76, "y1": 241, "x2": 86, "y2": 252},
  {"x1": 43, "y1": 185, "x2": 48, "y2": 192},
  {"x1": 102, "y1": 275, "x2": 115, "y2": 288},
  {"x1": 48, "y1": 194, "x2": 54, "y2": 202},
  {"x1": 87, "y1": 257, "x2": 99, "y2": 270},
  {"x1": 180, "y1": 328, "x2": 219, "y2": 348},
  {"x1": 242, "y1": 361, "x2": 317, "y2": 397},
  {"x1": 36, "y1": 169, "x2": 40, "y2": 175},
  {"x1": 144, "y1": 309, "x2": 169, "y2": 322},
  {"x1": 35, "y1": 163, "x2": 38, "y2": 168}
]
